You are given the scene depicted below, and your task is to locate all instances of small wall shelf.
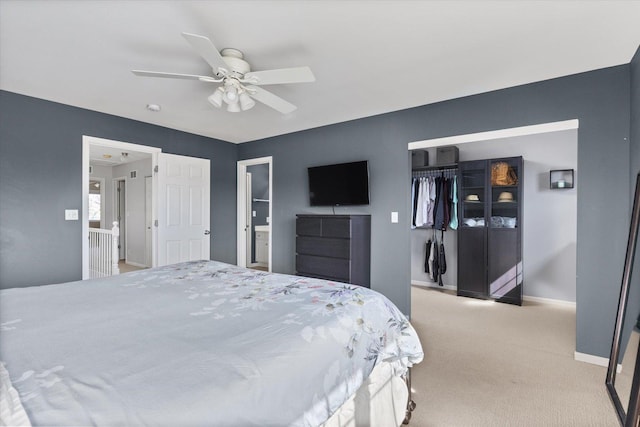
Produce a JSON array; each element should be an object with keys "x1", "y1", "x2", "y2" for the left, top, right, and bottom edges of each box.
[{"x1": 550, "y1": 169, "x2": 574, "y2": 189}]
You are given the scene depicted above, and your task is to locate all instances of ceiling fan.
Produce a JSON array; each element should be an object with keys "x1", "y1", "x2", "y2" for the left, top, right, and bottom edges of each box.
[{"x1": 132, "y1": 32, "x2": 315, "y2": 114}]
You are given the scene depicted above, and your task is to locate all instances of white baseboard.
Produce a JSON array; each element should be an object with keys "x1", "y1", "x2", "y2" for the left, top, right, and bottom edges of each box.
[
  {"x1": 574, "y1": 351, "x2": 622, "y2": 373},
  {"x1": 522, "y1": 295, "x2": 576, "y2": 308},
  {"x1": 412, "y1": 281, "x2": 576, "y2": 308},
  {"x1": 411, "y1": 280, "x2": 456, "y2": 292}
]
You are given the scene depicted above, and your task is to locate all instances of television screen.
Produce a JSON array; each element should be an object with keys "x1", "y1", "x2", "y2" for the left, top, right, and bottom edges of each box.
[{"x1": 308, "y1": 161, "x2": 370, "y2": 206}]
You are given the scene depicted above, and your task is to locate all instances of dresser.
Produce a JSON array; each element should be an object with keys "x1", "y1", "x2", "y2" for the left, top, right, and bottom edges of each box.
[{"x1": 295, "y1": 214, "x2": 371, "y2": 287}]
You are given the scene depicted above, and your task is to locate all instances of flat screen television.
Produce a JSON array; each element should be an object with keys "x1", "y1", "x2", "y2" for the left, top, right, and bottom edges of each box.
[{"x1": 308, "y1": 160, "x2": 370, "y2": 206}]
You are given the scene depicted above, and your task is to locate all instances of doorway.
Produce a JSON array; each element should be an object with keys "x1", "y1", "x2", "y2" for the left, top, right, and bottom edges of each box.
[
  {"x1": 83, "y1": 136, "x2": 212, "y2": 278},
  {"x1": 237, "y1": 157, "x2": 272, "y2": 272},
  {"x1": 83, "y1": 136, "x2": 160, "y2": 279}
]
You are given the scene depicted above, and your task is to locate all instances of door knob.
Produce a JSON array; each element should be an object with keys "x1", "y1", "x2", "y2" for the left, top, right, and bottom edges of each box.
[{"x1": 204, "y1": 230, "x2": 211, "y2": 235}]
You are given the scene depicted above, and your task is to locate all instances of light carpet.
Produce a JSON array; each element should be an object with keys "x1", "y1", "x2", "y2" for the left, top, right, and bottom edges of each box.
[{"x1": 409, "y1": 286, "x2": 619, "y2": 426}]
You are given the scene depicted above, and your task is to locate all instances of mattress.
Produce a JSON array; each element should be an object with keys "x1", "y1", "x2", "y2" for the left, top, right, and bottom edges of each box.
[{"x1": 0, "y1": 261, "x2": 423, "y2": 426}]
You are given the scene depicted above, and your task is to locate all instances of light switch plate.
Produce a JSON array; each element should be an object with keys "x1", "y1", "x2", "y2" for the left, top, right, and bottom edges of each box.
[
  {"x1": 391, "y1": 211, "x2": 399, "y2": 223},
  {"x1": 252, "y1": 211, "x2": 257, "y2": 217},
  {"x1": 65, "y1": 209, "x2": 79, "y2": 221}
]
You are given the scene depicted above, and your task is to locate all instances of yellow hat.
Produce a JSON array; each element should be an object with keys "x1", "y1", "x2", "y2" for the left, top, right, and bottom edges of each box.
[{"x1": 498, "y1": 192, "x2": 514, "y2": 202}]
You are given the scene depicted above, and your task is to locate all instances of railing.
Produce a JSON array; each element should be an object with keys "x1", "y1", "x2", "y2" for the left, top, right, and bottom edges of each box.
[{"x1": 89, "y1": 221, "x2": 120, "y2": 279}]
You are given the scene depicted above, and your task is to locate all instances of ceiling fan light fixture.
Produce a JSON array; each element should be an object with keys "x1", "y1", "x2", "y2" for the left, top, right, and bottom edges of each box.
[
  {"x1": 223, "y1": 85, "x2": 238, "y2": 104},
  {"x1": 227, "y1": 102, "x2": 241, "y2": 113},
  {"x1": 208, "y1": 88, "x2": 224, "y2": 108},
  {"x1": 239, "y1": 92, "x2": 256, "y2": 111}
]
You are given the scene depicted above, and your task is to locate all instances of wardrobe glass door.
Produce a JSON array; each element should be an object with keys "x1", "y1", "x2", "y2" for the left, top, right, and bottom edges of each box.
[
  {"x1": 488, "y1": 157, "x2": 523, "y2": 305},
  {"x1": 460, "y1": 161, "x2": 486, "y2": 229},
  {"x1": 457, "y1": 160, "x2": 488, "y2": 299}
]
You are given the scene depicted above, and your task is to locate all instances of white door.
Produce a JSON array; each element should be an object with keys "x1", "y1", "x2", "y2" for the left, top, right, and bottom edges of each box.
[
  {"x1": 145, "y1": 176, "x2": 153, "y2": 267},
  {"x1": 157, "y1": 153, "x2": 210, "y2": 266}
]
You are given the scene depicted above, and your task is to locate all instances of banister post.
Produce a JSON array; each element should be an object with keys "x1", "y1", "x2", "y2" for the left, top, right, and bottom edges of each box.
[{"x1": 112, "y1": 221, "x2": 120, "y2": 275}]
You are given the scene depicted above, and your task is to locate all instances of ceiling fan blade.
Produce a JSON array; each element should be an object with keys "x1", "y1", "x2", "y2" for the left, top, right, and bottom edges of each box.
[
  {"x1": 132, "y1": 70, "x2": 218, "y2": 81},
  {"x1": 247, "y1": 86, "x2": 297, "y2": 114},
  {"x1": 244, "y1": 66, "x2": 315, "y2": 85},
  {"x1": 181, "y1": 32, "x2": 229, "y2": 76}
]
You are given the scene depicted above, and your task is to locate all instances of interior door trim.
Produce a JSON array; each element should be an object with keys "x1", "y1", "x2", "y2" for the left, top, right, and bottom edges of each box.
[{"x1": 236, "y1": 156, "x2": 272, "y2": 271}]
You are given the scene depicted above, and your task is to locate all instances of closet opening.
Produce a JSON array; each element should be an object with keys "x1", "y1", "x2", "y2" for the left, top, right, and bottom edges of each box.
[{"x1": 408, "y1": 119, "x2": 578, "y2": 306}]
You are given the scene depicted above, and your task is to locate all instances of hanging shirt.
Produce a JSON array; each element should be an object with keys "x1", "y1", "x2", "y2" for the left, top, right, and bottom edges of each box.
[
  {"x1": 449, "y1": 176, "x2": 459, "y2": 230},
  {"x1": 415, "y1": 178, "x2": 425, "y2": 227},
  {"x1": 421, "y1": 178, "x2": 429, "y2": 227},
  {"x1": 426, "y1": 177, "x2": 436, "y2": 227}
]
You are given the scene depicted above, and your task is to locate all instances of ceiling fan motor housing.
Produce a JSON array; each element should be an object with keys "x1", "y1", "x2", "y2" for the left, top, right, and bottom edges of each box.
[{"x1": 219, "y1": 48, "x2": 250, "y2": 77}]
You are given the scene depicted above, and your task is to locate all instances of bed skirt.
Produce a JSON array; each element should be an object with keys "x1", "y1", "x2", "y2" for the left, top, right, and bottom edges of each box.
[{"x1": 322, "y1": 362, "x2": 409, "y2": 427}]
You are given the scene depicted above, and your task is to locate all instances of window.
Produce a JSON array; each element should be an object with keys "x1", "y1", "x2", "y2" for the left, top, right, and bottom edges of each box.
[
  {"x1": 89, "y1": 179, "x2": 102, "y2": 222},
  {"x1": 88, "y1": 194, "x2": 101, "y2": 221}
]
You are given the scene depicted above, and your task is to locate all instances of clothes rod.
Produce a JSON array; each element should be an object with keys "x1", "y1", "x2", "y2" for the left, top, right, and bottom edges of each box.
[
  {"x1": 412, "y1": 164, "x2": 458, "y2": 172},
  {"x1": 252, "y1": 198, "x2": 270, "y2": 202}
]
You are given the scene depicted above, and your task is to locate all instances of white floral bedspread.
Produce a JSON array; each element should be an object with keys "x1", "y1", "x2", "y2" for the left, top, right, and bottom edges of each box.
[{"x1": 0, "y1": 261, "x2": 423, "y2": 426}]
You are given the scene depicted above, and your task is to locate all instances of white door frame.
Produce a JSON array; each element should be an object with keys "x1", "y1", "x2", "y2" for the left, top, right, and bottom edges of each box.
[
  {"x1": 112, "y1": 177, "x2": 127, "y2": 261},
  {"x1": 237, "y1": 156, "x2": 272, "y2": 271},
  {"x1": 82, "y1": 135, "x2": 161, "y2": 279},
  {"x1": 245, "y1": 172, "x2": 254, "y2": 266}
]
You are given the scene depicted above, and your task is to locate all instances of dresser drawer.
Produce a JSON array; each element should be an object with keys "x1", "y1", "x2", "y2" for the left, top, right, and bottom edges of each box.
[
  {"x1": 296, "y1": 236, "x2": 350, "y2": 259},
  {"x1": 296, "y1": 255, "x2": 350, "y2": 281},
  {"x1": 321, "y1": 218, "x2": 351, "y2": 238},
  {"x1": 296, "y1": 217, "x2": 322, "y2": 237},
  {"x1": 296, "y1": 216, "x2": 352, "y2": 238}
]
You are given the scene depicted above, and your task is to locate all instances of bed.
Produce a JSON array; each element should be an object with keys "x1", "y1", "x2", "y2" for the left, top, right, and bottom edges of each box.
[{"x1": 0, "y1": 260, "x2": 423, "y2": 426}]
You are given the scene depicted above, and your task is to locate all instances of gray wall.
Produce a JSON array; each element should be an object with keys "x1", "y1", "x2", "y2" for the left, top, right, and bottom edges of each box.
[
  {"x1": 239, "y1": 65, "x2": 631, "y2": 359},
  {"x1": 0, "y1": 90, "x2": 237, "y2": 289},
  {"x1": 238, "y1": 119, "x2": 414, "y2": 319},
  {"x1": 627, "y1": 46, "x2": 640, "y2": 355},
  {"x1": 1, "y1": 58, "x2": 636, "y2": 361}
]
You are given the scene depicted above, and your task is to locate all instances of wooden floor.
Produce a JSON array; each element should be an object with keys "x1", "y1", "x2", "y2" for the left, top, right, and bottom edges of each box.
[{"x1": 118, "y1": 260, "x2": 147, "y2": 273}]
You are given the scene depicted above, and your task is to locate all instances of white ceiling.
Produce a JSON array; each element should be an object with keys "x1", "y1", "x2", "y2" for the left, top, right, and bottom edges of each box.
[
  {"x1": 1, "y1": 1, "x2": 640, "y2": 144},
  {"x1": 89, "y1": 145, "x2": 151, "y2": 167}
]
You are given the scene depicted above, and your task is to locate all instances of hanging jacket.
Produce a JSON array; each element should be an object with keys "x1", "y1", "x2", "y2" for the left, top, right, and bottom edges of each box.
[
  {"x1": 424, "y1": 239, "x2": 432, "y2": 273},
  {"x1": 433, "y1": 177, "x2": 444, "y2": 230},
  {"x1": 439, "y1": 241, "x2": 447, "y2": 275},
  {"x1": 441, "y1": 177, "x2": 451, "y2": 230},
  {"x1": 411, "y1": 178, "x2": 417, "y2": 228},
  {"x1": 432, "y1": 239, "x2": 440, "y2": 282}
]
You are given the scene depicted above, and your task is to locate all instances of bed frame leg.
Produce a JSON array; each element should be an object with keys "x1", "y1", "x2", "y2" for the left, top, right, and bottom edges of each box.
[{"x1": 403, "y1": 368, "x2": 417, "y2": 425}]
